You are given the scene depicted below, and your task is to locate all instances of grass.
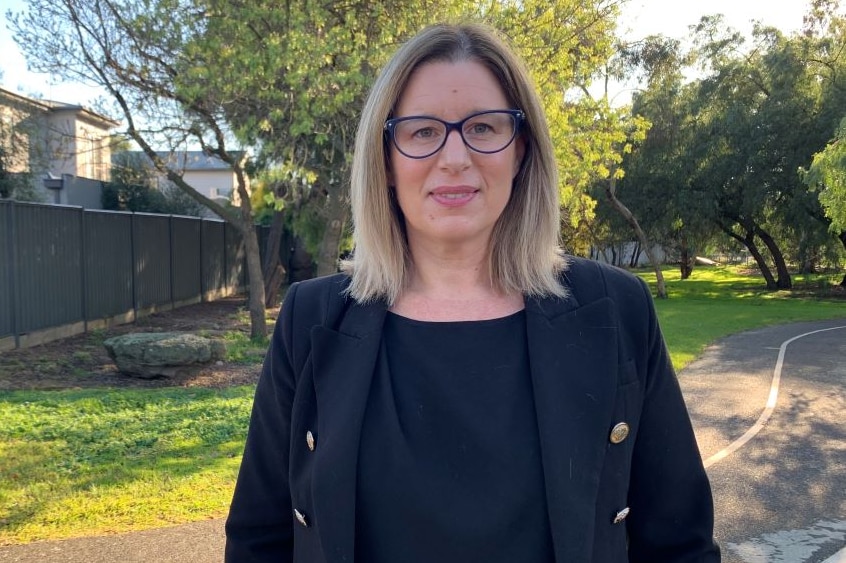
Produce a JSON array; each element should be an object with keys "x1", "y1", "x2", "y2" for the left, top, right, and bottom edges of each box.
[
  {"x1": 638, "y1": 265, "x2": 846, "y2": 369},
  {"x1": 0, "y1": 386, "x2": 253, "y2": 545},
  {"x1": 0, "y1": 265, "x2": 843, "y2": 545}
]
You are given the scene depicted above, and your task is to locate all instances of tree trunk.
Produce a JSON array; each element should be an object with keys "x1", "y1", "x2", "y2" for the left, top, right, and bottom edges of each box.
[
  {"x1": 262, "y1": 210, "x2": 287, "y2": 307},
  {"x1": 123, "y1": 124, "x2": 268, "y2": 339},
  {"x1": 315, "y1": 186, "x2": 348, "y2": 277},
  {"x1": 722, "y1": 226, "x2": 778, "y2": 289},
  {"x1": 605, "y1": 177, "x2": 667, "y2": 298},
  {"x1": 629, "y1": 240, "x2": 642, "y2": 268},
  {"x1": 839, "y1": 232, "x2": 846, "y2": 287},
  {"x1": 678, "y1": 231, "x2": 694, "y2": 280},
  {"x1": 679, "y1": 248, "x2": 694, "y2": 280},
  {"x1": 238, "y1": 208, "x2": 268, "y2": 339},
  {"x1": 754, "y1": 224, "x2": 792, "y2": 289}
]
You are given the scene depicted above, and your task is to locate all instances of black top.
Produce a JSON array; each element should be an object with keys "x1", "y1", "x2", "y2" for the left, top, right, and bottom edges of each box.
[{"x1": 355, "y1": 310, "x2": 555, "y2": 563}]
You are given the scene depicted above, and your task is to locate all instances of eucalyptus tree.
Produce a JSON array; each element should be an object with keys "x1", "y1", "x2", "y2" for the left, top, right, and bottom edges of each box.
[
  {"x1": 614, "y1": 34, "x2": 720, "y2": 281},
  {"x1": 800, "y1": 0, "x2": 846, "y2": 283},
  {"x1": 683, "y1": 11, "x2": 846, "y2": 289},
  {"x1": 805, "y1": 118, "x2": 846, "y2": 234}
]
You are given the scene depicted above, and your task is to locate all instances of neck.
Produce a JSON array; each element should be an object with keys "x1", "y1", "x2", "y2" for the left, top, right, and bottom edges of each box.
[
  {"x1": 405, "y1": 236, "x2": 492, "y2": 295},
  {"x1": 391, "y1": 236, "x2": 524, "y2": 322}
]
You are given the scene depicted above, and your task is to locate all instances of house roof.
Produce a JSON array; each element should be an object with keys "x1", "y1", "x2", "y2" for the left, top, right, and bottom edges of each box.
[
  {"x1": 0, "y1": 86, "x2": 120, "y2": 129},
  {"x1": 117, "y1": 150, "x2": 240, "y2": 171}
]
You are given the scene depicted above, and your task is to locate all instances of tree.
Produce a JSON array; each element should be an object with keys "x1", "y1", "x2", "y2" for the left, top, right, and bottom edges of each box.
[
  {"x1": 805, "y1": 117, "x2": 846, "y2": 232},
  {"x1": 0, "y1": 95, "x2": 43, "y2": 202},
  {"x1": 11, "y1": 0, "x2": 270, "y2": 337},
  {"x1": 616, "y1": 35, "x2": 716, "y2": 280},
  {"x1": 667, "y1": 10, "x2": 845, "y2": 290}
]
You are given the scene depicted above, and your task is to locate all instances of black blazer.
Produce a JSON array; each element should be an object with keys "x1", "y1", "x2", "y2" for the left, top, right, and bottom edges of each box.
[{"x1": 225, "y1": 257, "x2": 720, "y2": 562}]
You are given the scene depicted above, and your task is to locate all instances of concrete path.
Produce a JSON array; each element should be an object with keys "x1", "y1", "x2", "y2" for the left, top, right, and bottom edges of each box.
[{"x1": 2, "y1": 318, "x2": 845, "y2": 562}]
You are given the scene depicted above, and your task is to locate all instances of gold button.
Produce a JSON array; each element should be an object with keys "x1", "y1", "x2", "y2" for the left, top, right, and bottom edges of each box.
[
  {"x1": 613, "y1": 507, "x2": 630, "y2": 524},
  {"x1": 609, "y1": 422, "x2": 630, "y2": 444},
  {"x1": 294, "y1": 508, "x2": 308, "y2": 527},
  {"x1": 306, "y1": 430, "x2": 315, "y2": 451}
]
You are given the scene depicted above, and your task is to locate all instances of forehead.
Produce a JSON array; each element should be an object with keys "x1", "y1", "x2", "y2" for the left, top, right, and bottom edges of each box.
[{"x1": 395, "y1": 60, "x2": 510, "y2": 117}]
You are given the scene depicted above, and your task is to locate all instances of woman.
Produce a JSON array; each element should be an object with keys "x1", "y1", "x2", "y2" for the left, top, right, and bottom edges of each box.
[{"x1": 225, "y1": 22, "x2": 720, "y2": 562}]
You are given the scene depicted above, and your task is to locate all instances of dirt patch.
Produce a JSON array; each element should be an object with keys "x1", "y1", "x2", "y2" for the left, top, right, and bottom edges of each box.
[{"x1": 0, "y1": 297, "x2": 280, "y2": 392}]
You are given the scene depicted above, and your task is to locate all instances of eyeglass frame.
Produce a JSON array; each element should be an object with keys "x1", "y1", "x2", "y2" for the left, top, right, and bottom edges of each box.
[{"x1": 384, "y1": 109, "x2": 525, "y2": 160}]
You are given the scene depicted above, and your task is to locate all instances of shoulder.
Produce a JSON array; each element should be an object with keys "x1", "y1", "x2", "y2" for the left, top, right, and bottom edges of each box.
[
  {"x1": 280, "y1": 273, "x2": 351, "y2": 327},
  {"x1": 561, "y1": 256, "x2": 650, "y2": 307},
  {"x1": 286, "y1": 273, "x2": 351, "y2": 305}
]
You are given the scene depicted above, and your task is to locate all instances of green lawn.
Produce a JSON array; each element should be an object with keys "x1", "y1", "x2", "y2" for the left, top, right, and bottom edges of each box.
[
  {"x1": 639, "y1": 265, "x2": 846, "y2": 368},
  {"x1": 0, "y1": 265, "x2": 844, "y2": 545},
  {"x1": 0, "y1": 386, "x2": 253, "y2": 544}
]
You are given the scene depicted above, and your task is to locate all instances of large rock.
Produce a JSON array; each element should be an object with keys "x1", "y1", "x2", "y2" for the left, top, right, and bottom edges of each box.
[{"x1": 103, "y1": 332, "x2": 226, "y2": 379}]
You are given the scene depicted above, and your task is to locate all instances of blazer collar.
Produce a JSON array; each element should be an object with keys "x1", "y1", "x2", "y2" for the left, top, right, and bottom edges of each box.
[{"x1": 309, "y1": 288, "x2": 619, "y2": 563}]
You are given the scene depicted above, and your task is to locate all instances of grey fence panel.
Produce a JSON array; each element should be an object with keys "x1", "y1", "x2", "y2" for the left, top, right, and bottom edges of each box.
[
  {"x1": 0, "y1": 201, "x2": 13, "y2": 340},
  {"x1": 15, "y1": 203, "x2": 84, "y2": 333},
  {"x1": 83, "y1": 210, "x2": 134, "y2": 321},
  {"x1": 133, "y1": 213, "x2": 172, "y2": 310},
  {"x1": 3, "y1": 205, "x2": 252, "y2": 350},
  {"x1": 202, "y1": 220, "x2": 226, "y2": 297},
  {"x1": 171, "y1": 216, "x2": 202, "y2": 303},
  {"x1": 224, "y1": 223, "x2": 246, "y2": 293}
]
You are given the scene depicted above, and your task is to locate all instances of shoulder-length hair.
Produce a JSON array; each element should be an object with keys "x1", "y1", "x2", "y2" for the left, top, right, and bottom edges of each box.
[{"x1": 342, "y1": 22, "x2": 566, "y2": 304}]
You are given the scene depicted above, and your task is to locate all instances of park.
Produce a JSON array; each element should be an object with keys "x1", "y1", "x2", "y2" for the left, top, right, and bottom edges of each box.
[{"x1": 1, "y1": 0, "x2": 846, "y2": 561}]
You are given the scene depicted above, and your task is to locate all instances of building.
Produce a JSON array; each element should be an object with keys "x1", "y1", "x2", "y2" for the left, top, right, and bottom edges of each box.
[
  {"x1": 0, "y1": 86, "x2": 119, "y2": 206},
  {"x1": 114, "y1": 150, "x2": 246, "y2": 216},
  {"x1": 156, "y1": 151, "x2": 243, "y2": 205}
]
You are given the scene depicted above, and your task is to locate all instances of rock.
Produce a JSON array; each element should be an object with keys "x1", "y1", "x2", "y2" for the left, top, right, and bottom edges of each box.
[{"x1": 103, "y1": 332, "x2": 227, "y2": 379}]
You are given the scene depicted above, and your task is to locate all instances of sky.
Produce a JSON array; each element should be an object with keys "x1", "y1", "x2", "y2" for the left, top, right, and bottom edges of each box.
[{"x1": 0, "y1": 0, "x2": 816, "y2": 111}]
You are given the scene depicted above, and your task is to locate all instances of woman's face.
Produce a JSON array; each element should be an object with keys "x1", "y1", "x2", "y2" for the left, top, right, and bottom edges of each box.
[{"x1": 388, "y1": 60, "x2": 524, "y2": 252}]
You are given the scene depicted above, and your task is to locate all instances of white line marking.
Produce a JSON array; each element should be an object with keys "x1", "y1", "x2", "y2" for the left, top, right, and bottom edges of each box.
[{"x1": 703, "y1": 325, "x2": 846, "y2": 469}]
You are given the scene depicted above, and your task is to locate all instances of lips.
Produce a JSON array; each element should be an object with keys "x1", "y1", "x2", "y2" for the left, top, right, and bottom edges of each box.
[{"x1": 429, "y1": 185, "x2": 478, "y2": 207}]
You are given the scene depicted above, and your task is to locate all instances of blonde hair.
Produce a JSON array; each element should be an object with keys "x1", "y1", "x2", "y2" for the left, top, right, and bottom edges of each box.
[{"x1": 342, "y1": 22, "x2": 566, "y2": 303}]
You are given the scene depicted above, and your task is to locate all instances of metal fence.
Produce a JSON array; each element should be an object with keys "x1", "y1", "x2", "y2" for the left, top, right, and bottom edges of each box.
[{"x1": 0, "y1": 200, "x2": 246, "y2": 351}]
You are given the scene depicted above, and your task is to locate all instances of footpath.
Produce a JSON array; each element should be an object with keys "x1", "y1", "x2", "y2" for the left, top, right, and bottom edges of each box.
[{"x1": 1, "y1": 318, "x2": 845, "y2": 563}]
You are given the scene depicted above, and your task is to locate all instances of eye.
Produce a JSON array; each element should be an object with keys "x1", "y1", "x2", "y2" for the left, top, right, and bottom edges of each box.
[
  {"x1": 411, "y1": 126, "x2": 439, "y2": 139},
  {"x1": 464, "y1": 118, "x2": 496, "y2": 136}
]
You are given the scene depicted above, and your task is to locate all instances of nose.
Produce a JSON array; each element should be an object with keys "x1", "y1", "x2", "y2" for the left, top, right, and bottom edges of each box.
[{"x1": 437, "y1": 129, "x2": 471, "y2": 171}]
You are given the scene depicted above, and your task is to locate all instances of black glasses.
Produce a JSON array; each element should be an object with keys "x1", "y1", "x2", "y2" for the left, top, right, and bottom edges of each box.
[{"x1": 384, "y1": 109, "x2": 524, "y2": 159}]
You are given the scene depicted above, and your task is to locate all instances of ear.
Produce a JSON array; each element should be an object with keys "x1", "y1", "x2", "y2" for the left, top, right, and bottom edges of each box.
[{"x1": 512, "y1": 135, "x2": 526, "y2": 179}]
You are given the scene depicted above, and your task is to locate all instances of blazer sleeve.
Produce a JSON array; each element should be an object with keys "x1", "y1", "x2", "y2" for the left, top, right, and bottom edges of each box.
[
  {"x1": 623, "y1": 275, "x2": 721, "y2": 562},
  {"x1": 224, "y1": 282, "x2": 300, "y2": 562}
]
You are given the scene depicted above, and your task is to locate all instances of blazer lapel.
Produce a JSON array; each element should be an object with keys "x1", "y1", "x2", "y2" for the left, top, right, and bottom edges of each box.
[
  {"x1": 526, "y1": 293, "x2": 619, "y2": 562},
  {"x1": 309, "y1": 299, "x2": 387, "y2": 563}
]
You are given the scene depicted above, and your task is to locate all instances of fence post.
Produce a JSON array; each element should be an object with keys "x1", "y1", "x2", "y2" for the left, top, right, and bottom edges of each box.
[
  {"x1": 200, "y1": 218, "x2": 206, "y2": 302},
  {"x1": 79, "y1": 207, "x2": 88, "y2": 333},
  {"x1": 169, "y1": 214, "x2": 175, "y2": 309},
  {"x1": 130, "y1": 212, "x2": 138, "y2": 319},
  {"x1": 7, "y1": 201, "x2": 20, "y2": 349}
]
